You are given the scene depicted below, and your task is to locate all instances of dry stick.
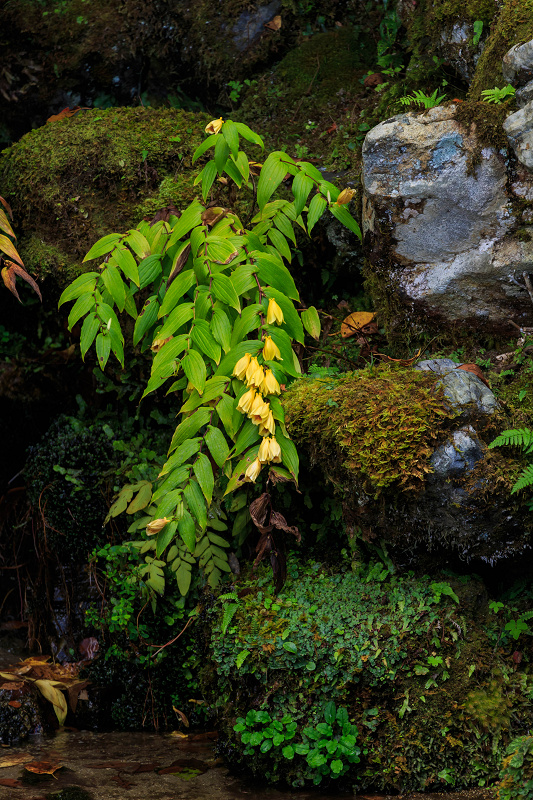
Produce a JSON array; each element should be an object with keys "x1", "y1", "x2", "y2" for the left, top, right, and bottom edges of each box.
[{"x1": 149, "y1": 615, "x2": 196, "y2": 658}]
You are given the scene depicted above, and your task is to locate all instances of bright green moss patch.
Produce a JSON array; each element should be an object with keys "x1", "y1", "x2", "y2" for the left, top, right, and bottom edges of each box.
[
  {"x1": 0, "y1": 107, "x2": 209, "y2": 283},
  {"x1": 282, "y1": 366, "x2": 455, "y2": 496}
]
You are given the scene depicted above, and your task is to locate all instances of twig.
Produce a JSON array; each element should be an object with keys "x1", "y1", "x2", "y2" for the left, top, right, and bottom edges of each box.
[{"x1": 149, "y1": 615, "x2": 195, "y2": 658}]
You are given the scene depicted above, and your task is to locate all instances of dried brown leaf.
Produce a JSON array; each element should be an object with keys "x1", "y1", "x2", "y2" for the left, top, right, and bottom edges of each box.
[
  {"x1": 264, "y1": 14, "x2": 281, "y2": 30},
  {"x1": 457, "y1": 363, "x2": 490, "y2": 388},
  {"x1": 341, "y1": 311, "x2": 376, "y2": 338}
]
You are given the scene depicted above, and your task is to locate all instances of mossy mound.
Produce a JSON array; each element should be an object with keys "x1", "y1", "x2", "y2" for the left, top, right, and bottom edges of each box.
[
  {"x1": 237, "y1": 25, "x2": 376, "y2": 172},
  {"x1": 282, "y1": 365, "x2": 456, "y2": 496},
  {"x1": 469, "y1": 0, "x2": 533, "y2": 99},
  {"x1": 282, "y1": 366, "x2": 532, "y2": 564},
  {"x1": 201, "y1": 561, "x2": 533, "y2": 792},
  {"x1": 0, "y1": 107, "x2": 209, "y2": 283}
]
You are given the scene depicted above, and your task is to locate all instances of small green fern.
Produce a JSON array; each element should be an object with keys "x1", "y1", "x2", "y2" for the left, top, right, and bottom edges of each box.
[
  {"x1": 489, "y1": 427, "x2": 533, "y2": 493},
  {"x1": 220, "y1": 593, "x2": 240, "y2": 635}
]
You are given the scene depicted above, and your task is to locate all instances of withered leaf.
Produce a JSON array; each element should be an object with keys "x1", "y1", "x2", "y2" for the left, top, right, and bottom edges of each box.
[
  {"x1": 24, "y1": 760, "x2": 62, "y2": 777},
  {"x1": 167, "y1": 243, "x2": 191, "y2": 287},
  {"x1": 201, "y1": 207, "x2": 226, "y2": 227},
  {"x1": 0, "y1": 778, "x2": 23, "y2": 787},
  {"x1": 341, "y1": 311, "x2": 376, "y2": 338},
  {"x1": 457, "y1": 363, "x2": 490, "y2": 388},
  {"x1": 0, "y1": 753, "x2": 31, "y2": 768},
  {"x1": 264, "y1": 14, "x2": 281, "y2": 30},
  {"x1": 8, "y1": 701, "x2": 21, "y2": 708},
  {"x1": 110, "y1": 775, "x2": 135, "y2": 789},
  {"x1": 46, "y1": 106, "x2": 88, "y2": 123},
  {"x1": 172, "y1": 707, "x2": 189, "y2": 727},
  {"x1": 270, "y1": 510, "x2": 301, "y2": 542},
  {"x1": 2, "y1": 261, "x2": 42, "y2": 302},
  {"x1": 249, "y1": 493, "x2": 271, "y2": 531}
]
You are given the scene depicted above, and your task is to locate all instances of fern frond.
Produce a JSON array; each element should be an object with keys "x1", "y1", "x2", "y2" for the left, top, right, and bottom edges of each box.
[
  {"x1": 221, "y1": 602, "x2": 240, "y2": 635},
  {"x1": 511, "y1": 464, "x2": 533, "y2": 494},
  {"x1": 219, "y1": 592, "x2": 239, "y2": 602},
  {"x1": 489, "y1": 428, "x2": 533, "y2": 452}
]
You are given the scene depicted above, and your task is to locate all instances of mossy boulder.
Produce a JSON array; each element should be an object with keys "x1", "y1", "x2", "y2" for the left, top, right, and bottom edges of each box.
[
  {"x1": 282, "y1": 364, "x2": 532, "y2": 565},
  {"x1": 0, "y1": 107, "x2": 209, "y2": 284},
  {"x1": 201, "y1": 561, "x2": 533, "y2": 792}
]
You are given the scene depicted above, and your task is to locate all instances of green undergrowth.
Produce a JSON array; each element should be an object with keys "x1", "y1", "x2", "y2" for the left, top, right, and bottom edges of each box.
[
  {"x1": 0, "y1": 107, "x2": 209, "y2": 283},
  {"x1": 201, "y1": 558, "x2": 533, "y2": 791},
  {"x1": 282, "y1": 365, "x2": 456, "y2": 497}
]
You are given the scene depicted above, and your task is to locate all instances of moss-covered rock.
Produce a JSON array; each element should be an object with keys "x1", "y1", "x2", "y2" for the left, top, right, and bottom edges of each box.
[
  {"x1": 201, "y1": 561, "x2": 533, "y2": 792},
  {"x1": 0, "y1": 107, "x2": 209, "y2": 283},
  {"x1": 282, "y1": 365, "x2": 532, "y2": 564}
]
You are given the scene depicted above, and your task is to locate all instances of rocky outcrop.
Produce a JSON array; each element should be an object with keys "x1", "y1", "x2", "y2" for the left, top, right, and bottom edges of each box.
[{"x1": 362, "y1": 104, "x2": 533, "y2": 333}]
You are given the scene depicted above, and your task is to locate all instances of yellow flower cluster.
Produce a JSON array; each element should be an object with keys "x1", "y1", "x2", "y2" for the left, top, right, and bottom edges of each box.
[{"x1": 244, "y1": 437, "x2": 282, "y2": 483}]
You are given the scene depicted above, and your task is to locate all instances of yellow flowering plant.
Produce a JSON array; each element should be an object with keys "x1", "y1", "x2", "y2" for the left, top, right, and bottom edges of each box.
[{"x1": 58, "y1": 118, "x2": 361, "y2": 599}]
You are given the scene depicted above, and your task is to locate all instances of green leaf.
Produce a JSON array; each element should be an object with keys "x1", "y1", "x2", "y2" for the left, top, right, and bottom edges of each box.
[
  {"x1": 216, "y1": 394, "x2": 235, "y2": 438},
  {"x1": 307, "y1": 193, "x2": 328, "y2": 234},
  {"x1": 182, "y1": 349, "x2": 207, "y2": 394},
  {"x1": 329, "y1": 203, "x2": 362, "y2": 240},
  {"x1": 324, "y1": 701, "x2": 336, "y2": 725},
  {"x1": 180, "y1": 376, "x2": 230, "y2": 413},
  {"x1": 83, "y1": 233, "x2": 123, "y2": 263},
  {"x1": 222, "y1": 158, "x2": 243, "y2": 187},
  {"x1": 283, "y1": 641, "x2": 297, "y2": 653},
  {"x1": 159, "y1": 269, "x2": 196, "y2": 317},
  {"x1": 307, "y1": 751, "x2": 327, "y2": 768},
  {"x1": 133, "y1": 295, "x2": 159, "y2": 346},
  {"x1": 215, "y1": 339, "x2": 262, "y2": 378},
  {"x1": 169, "y1": 407, "x2": 212, "y2": 452},
  {"x1": 152, "y1": 466, "x2": 191, "y2": 502},
  {"x1": 102, "y1": 263, "x2": 126, "y2": 311},
  {"x1": 80, "y1": 312, "x2": 100, "y2": 358},
  {"x1": 268, "y1": 227, "x2": 292, "y2": 262},
  {"x1": 191, "y1": 319, "x2": 222, "y2": 364},
  {"x1": 264, "y1": 287, "x2": 305, "y2": 344},
  {"x1": 95, "y1": 331, "x2": 111, "y2": 370},
  {"x1": 124, "y1": 229, "x2": 151, "y2": 260},
  {"x1": 301, "y1": 306, "x2": 321, "y2": 339},
  {"x1": 234, "y1": 123, "x2": 264, "y2": 148},
  {"x1": 156, "y1": 302, "x2": 194, "y2": 341},
  {"x1": 67, "y1": 293, "x2": 95, "y2": 329},
  {"x1": 292, "y1": 171, "x2": 314, "y2": 216},
  {"x1": 231, "y1": 264, "x2": 256, "y2": 295},
  {"x1": 222, "y1": 120, "x2": 239, "y2": 157},
  {"x1": 58, "y1": 272, "x2": 98, "y2": 306},
  {"x1": 236, "y1": 649, "x2": 250, "y2": 668},
  {"x1": 113, "y1": 246, "x2": 140, "y2": 286},
  {"x1": 224, "y1": 445, "x2": 260, "y2": 495},
  {"x1": 273, "y1": 210, "x2": 296, "y2": 243},
  {"x1": 184, "y1": 479, "x2": 207, "y2": 530},
  {"x1": 196, "y1": 162, "x2": 217, "y2": 202},
  {"x1": 277, "y1": 431, "x2": 299, "y2": 482},
  {"x1": 138, "y1": 254, "x2": 163, "y2": 289},
  {"x1": 257, "y1": 152, "x2": 289, "y2": 210},
  {"x1": 211, "y1": 274, "x2": 241, "y2": 312},
  {"x1": 235, "y1": 151, "x2": 250, "y2": 182},
  {"x1": 211, "y1": 308, "x2": 232, "y2": 353},
  {"x1": 156, "y1": 520, "x2": 178, "y2": 558},
  {"x1": 175, "y1": 562, "x2": 192, "y2": 596},
  {"x1": 192, "y1": 134, "x2": 220, "y2": 164},
  {"x1": 264, "y1": 326, "x2": 298, "y2": 377},
  {"x1": 282, "y1": 745, "x2": 295, "y2": 760},
  {"x1": 253, "y1": 253, "x2": 299, "y2": 301},
  {"x1": 126, "y1": 481, "x2": 152, "y2": 513},
  {"x1": 167, "y1": 200, "x2": 204, "y2": 249},
  {"x1": 234, "y1": 418, "x2": 261, "y2": 456},
  {"x1": 178, "y1": 510, "x2": 196, "y2": 553},
  {"x1": 194, "y1": 453, "x2": 214, "y2": 503},
  {"x1": 214, "y1": 136, "x2": 230, "y2": 174},
  {"x1": 230, "y1": 303, "x2": 262, "y2": 346},
  {"x1": 205, "y1": 425, "x2": 230, "y2": 467}
]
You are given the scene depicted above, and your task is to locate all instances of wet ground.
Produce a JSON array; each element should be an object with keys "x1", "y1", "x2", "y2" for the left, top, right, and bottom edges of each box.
[{"x1": 0, "y1": 728, "x2": 497, "y2": 800}]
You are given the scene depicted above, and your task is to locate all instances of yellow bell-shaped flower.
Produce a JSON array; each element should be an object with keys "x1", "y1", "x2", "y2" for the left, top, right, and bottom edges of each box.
[
  {"x1": 237, "y1": 387, "x2": 256, "y2": 415},
  {"x1": 261, "y1": 369, "x2": 280, "y2": 396},
  {"x1": 263, "y1": 335, "x2": 282, "y2": 361},
  {"x1": 146, "y1": 517, "x2": 169, "y2": 536},
  {"x1": 205, "y1": 118, "x2": 224, "y2": 135},
  {"x1": 233, "y1": 352, "x2": 251, "y2": 381},
  {"x1": 267, "y1": 298, "x2": 284, "y2": 325},
  {"x1": 244, "y1": 457, "x2": 262, "y2": 483}
]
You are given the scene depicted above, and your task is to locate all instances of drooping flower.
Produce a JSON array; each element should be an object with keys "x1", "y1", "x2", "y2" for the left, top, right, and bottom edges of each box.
[
  {"x1": 237, "y1": 387, "x2": 256, "y2": 415},
  {"x1": 269, "y1": 436, "x2": 282, "y2": 463},
  {"x1": 258, "y1": 437, "x2": 271, "y2": 463},
  {"x1": 258, "y1": 409, "x2": 275, "y2": 436},
  {"x1": 336, "y1": 188, "x2": 356, "y2": 205},
  {"x1": 249, "y1": 394, "x2": 270, "y2": 425},
  {"x1": 205, "y1": 118, "x2": 224, "y2": 135},
  {"x1": 261, "y1": 369, "x2": 280, "y2": 396},
  {"x1": 267, "y1": 298, "x2": 284, "y2": 325},
  {"x1": 258, "y1": 436, "x2": 282, "y2": 463},
  {"x1": 233, "y1": 352, "x2": 251, "y2": 381},
  {"x1": 244, "y1": 457, "x2": 262, "y2": 483},
  {"x1": 245, "y1": 356, "x2": 264, "y2": 389},
  {"x1": 263, "y1": 335, "x2": 281, "y2": 361},
  {"x1": 146, "y1": 517, "x2": 169, "y2": 536}
]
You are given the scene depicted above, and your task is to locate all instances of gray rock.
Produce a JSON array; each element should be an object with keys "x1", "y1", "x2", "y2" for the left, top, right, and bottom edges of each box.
[
  {"x1": 362, "y1": 105, "x2": 533, "y2": 330},
  {"x1": 438, "y1": 21, "x2": 483, "y2": 83},
  {"x1": 503, "y1": 100, "x2": 533, "y2": 169},
  {"x1": 429, "y1": 425, "x2": 484, "y2": 479},
  {"x1": 516, "y1": 79, "x2": 533, "y2": 108},
  {"x1": 503, "y1": 39, "x2": 533, "y2": 87},
  {"x1": 232, "y1": 0, "x2": 281, "y2": 52},
  {"x1": 415, "y1": 358, "x2": 499, "y2": 414}
]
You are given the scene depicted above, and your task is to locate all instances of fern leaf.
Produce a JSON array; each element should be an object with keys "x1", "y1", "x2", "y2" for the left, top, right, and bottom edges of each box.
[
  {"x1": 489, "y1": 428, "x2": 533, "y2": 451},
  {"x1": 221, "y1": 602, "x2": 239, "y2": 635},
  {"x1": 511, "y1": 463, "x2": 533, "y2": 494},
  {"x1": 219, "y1": 592, "x2": 239, "y2": 602}
]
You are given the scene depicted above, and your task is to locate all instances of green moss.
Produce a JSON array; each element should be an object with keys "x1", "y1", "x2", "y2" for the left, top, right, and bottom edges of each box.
[
  {"x1": 282, "y1": 365, "x2": 455, "y2": 496},
  {"x1": 469, "y1": 0, "x2": 533, "y2": 99},
  {"x1": 455, "y1": 99, "x2": 510, "y2": 153},
  {"x1": 0, "y1": 107, "x2": 209, "y2": 283}
]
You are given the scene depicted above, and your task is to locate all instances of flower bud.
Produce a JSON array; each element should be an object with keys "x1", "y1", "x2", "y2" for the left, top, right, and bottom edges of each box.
[
  {"x1": 146, "y1": 517, "x2": 169, "y2": 536},
  {"x1": 205, "y1": 118, "x2": 224, "y2": 135},
  {"x1": 336, "y1": 188, "x2": 356, "y2": 205}
]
